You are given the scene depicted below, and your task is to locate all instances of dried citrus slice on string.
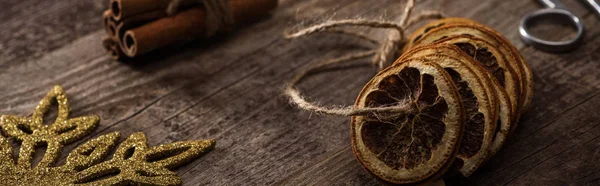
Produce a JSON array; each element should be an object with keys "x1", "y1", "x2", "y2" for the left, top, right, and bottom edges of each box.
[
  {"x1": 427, "y1": 47, "x2": 514, "y2": 167},
  {"x1": 434, "y1": 35, "x2": 526, "y2": 133},
  {"x1": 404, "y1": 17, "x2": 469, "y2": 50},
  {"x1": 408, "y1": 31, "x2": 520, "y2": 121},
  {"x1": 410, "y1": 46, "x2": 516, "y2": 164},
  {"x1": 405, "y1": 22, "x2": 522, "y2": 115},
  {"x1": 405, "y1": 18, "x2": 532, "y2": 119},
  {"x1": 434, "y1": 36, "x2": 519, "y2": 119},
  {"x1": 351, "y1": 59, "x2": 464, "y2": 184},
  {"x1": 423, "y1": 18, "x2": 533, "y2": 113},
  {"x1": 396, "y1": 44, "x2": 500, "y2": 176}
]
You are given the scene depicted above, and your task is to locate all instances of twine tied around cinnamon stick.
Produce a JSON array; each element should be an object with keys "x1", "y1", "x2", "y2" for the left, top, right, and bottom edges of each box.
[
  {"x1": 284, "y1": 0, "x2": 444, "y2": 117},
  {"x1": 167, "y1": 0, "x2": 234, "y2": 37}
]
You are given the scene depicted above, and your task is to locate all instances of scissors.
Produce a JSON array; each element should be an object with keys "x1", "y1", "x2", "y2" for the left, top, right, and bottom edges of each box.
[{"x1": 519, "y1": 0, "x2": 600, "y2": 52}]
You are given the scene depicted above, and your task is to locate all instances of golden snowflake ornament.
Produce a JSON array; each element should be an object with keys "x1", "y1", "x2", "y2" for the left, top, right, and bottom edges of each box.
[{"x1": 0, "y1": 85, "x2": 215, "y2": 185}]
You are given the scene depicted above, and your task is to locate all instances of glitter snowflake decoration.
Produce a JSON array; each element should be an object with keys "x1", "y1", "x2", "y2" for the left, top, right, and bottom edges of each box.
[{"x1": 0, "y1": 85, "x2": 215, "y2": 185}]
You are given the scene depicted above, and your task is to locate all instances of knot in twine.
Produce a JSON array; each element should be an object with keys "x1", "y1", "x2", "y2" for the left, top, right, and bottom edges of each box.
[
  {"x1": 284, "y1": 0, "x2": 444, "y2": 117},
  {"x1": 167, "y1": 0, "x2": 234, "y2": 37}
]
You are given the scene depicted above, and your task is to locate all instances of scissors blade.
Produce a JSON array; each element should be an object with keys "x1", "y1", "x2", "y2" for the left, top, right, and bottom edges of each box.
[
  {"x1": 581, "y1": 0, "x2": 600, "y2": 17},
  {"x1": 538, "y1": 0, "x2": 568, "y2": 9}
]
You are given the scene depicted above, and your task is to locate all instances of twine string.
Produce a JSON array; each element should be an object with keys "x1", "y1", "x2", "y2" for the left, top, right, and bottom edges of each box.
[
  {"x1": 167, "y1": 0, "x2": 234, "y2": 37},
  {"x1": 284, "y1": 0, "x2": 444, "y2": 117},
  {"x1": 284, "y1": 51, "x2": 415, "y2": 117}
]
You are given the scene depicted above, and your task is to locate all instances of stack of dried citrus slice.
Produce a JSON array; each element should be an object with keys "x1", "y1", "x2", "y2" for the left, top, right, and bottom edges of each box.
[{"x1": 351, "y1": 18, "x2": 533, "y2": 184}]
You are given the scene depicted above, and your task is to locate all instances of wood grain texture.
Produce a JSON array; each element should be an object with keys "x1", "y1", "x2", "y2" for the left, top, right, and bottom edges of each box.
[{"x1": 1, "y1": 0, "x2": 600, "y2": 185}]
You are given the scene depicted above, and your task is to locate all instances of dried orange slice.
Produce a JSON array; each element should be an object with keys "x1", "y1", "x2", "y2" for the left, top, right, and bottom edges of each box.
[
  {"x1": 404, "y1": 18, "x2": 469, "y2": 51},
  {"x1": 395, "y1": 44, "x2": 501, "y2": 176},
  {"x1": 351, "y1": 59, "x2": 465, "y2": 184},
  {"x1": 427, "y1": 18, "x2": 534, "y2": 112},
  {"x1": 405, "y1": 18, "x2": 531, "y2": 117},
  {"x1": 514, "y1": 49, "x2": 534, "y2": 113},
  {"x1": 487, "y1": 79, "x2": 513, "y2": 159},
  {"x1": 435, "y1": 36, "x2": 530, "y2": 137},
  {"x1": 433, "y1": 35, "x2": 519, "y2": 120},
  {"x1": 408, "y1": 31, "x2": 521, "y2": 120}
]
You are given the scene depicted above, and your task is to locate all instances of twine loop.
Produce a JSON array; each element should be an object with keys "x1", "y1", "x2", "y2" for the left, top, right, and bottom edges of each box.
[
  {"x1": 167, "y1": 0, "x2": 234, "y2": 37},
  {"x1": 284, "y1": 0, "x2": 444, "y2": 117}
]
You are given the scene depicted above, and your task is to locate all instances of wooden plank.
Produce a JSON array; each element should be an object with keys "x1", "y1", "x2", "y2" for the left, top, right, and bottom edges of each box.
[
  {"x1": 1, "y1": 0, "x2": 600, "y2": 185},
  {"x1": 0, "y1": 0, "x2": 107, "y2": 66},
  {"x1": 482, "y1": 93, "x2": 600, "y2": 185}
]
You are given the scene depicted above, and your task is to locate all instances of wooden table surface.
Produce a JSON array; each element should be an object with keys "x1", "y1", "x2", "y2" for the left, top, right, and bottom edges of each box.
[{"x1": 1, "y1": 0, "x2": 600, "y2": 185}]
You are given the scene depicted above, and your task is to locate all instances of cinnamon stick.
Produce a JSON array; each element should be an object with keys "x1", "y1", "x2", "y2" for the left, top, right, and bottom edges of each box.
[
  {"x1": 104, "y1": 11, "x2": 126, "y2": 59},
  {"x1": 105, "y1": 9, "x2": 164, "y2": 60},
  {"x1": 122, "y1": 0, "x2": 278, "y2": 57},
  {"x1": 115, "y1": 23, "x2": 128, "y2": 53},
  {"x1": 102, "y1": 37, "x2": 127, "y2": 60},
  {"x1": 108, "y1": 19, "x2": 118, "y2": 37},
  {"x1": 110, "y1": 0, "x2": 186, "y2": 21},
  {"x1": 121, "y1": 10, "x2": 167, "y2": 26},
  {"x1": 103, "y1": 10, "x2": 114, "y2": 36}
]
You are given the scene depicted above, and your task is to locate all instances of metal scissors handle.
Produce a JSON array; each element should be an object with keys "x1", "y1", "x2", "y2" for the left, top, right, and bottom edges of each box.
[{"x1": 519, "y1": 0, "x2": 585, "y2": 52}]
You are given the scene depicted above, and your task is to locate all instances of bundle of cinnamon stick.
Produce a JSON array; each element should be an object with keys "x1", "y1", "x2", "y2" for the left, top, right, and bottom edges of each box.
[{"x1": 102, "y1": 0, "x2": 278, "y2": 60}]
